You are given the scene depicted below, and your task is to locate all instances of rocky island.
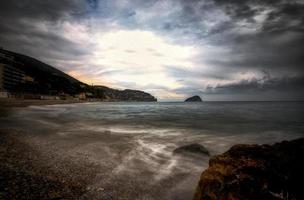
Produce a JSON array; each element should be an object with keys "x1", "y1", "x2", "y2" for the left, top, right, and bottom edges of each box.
[
  {"x1": 185, "y1": 95, "x2": 202, "y2": 102},
  {"x1": 193, "y1": 138, "x2": 304, "y2": 200}
]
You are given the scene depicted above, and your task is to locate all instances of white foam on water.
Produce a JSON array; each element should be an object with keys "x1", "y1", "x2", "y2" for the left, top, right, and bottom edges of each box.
[
  {"x1": 154, "y1": 158, "x2": 178, "y2": 181},
  {"x1": 111, "y1": 138, "x2": 180, "y2": 181},
  {"x1": 2, "y1": 102, "x2": 303, "y2": 200}
]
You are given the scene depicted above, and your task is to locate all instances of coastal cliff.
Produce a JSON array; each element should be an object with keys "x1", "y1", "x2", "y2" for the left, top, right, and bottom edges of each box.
[
  {"x1": 94, "y1": 86, "x2": 157, "y2": 101},
  {"x1": 193, "y1": 138, "x2": 304, "y2": 200}
]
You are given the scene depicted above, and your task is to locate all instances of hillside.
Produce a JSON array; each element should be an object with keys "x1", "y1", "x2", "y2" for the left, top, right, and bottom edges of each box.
[{"x1": 0, "y1": 49, "x2": 157, "y2": 101}]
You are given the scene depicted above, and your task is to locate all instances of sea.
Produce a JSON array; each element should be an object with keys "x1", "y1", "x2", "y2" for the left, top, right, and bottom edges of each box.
[{"x1": 1, "y1": 101, "x2": 304, "y2": 199}]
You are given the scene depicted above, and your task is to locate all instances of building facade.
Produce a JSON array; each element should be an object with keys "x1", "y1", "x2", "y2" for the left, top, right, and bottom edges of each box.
[{"x1": 0, "y1": 63, "x2": 26, "y2": 92}]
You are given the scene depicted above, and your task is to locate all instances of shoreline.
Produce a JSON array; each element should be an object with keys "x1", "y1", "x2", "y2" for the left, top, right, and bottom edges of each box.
[
  {"x1": 0, "y1": 98, "x2": 91, "y2": 108},
  {"x1": 0, "y1": 98, "x2": 158, "y2": 108},
  {"x1": 1, "y1": 99, "x2": 303, "y2": 109}
]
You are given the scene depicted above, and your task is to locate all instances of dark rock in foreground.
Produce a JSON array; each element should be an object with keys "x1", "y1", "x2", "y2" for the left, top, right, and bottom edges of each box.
[
  {"x1": 174, "y1": 144, "x2": 210, "y2": 156},
  {"x1": 185, "y1": 95, "x2": 202, "y2": 102},
  {"x1": 193, "y1": 138, "x2": 304, "y2": 200}
]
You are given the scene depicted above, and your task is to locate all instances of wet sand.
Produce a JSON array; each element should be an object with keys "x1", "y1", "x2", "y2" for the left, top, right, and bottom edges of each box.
[
  {"x1": 0, "y1": 99, "x2": 89, "y2": 108},
  {"x1": 0, "y1": 127, "x2": 206, "y2": 200}
]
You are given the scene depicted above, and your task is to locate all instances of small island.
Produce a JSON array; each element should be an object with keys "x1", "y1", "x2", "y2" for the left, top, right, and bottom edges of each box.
[{"x1": 185, "y1": 95, "x2": 202, "y2": 102}]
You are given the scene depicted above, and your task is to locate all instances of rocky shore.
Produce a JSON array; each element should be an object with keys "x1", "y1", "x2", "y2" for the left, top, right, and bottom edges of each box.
[
  {"x1": 0, "y1": 130, "x2": 99, "y2": 199},
  {"x1": 1, "y1": 126, "x2": 303, "y2": 200},
  {"x1": 193, "y1": 138, "x2": 304, "y2": 200}
]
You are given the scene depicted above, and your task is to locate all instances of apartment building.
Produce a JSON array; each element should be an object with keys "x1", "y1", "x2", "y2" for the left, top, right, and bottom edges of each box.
[{"x1": 0, "y1": 63, "x2": 26, "y2": 92}]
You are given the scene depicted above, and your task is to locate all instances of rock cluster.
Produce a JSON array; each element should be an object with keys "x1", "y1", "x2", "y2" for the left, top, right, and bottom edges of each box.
[
  {"x1": 193, "y1": 138, "x2": 304, "y2": 200},
  {"x1": 174, "y1": 144, "x2": 210, "y2": 156}
]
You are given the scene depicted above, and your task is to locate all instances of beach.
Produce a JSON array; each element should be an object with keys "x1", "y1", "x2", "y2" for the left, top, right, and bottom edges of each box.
[
  {"x1": 0, "y1": 99, "x2": 98, "y2": 199},
  {"x1": 0, "y1": 99, "x2": 90, "y2": 108},
  {"x1": 0, "y1": 130, "x2": 95, "y2": 199},
  {"x1": 0, "y1": 102, "x2": 303, "y2": 199},
  {"x1": 0, "y1": 127, "x2": 205, "y2": 200}
]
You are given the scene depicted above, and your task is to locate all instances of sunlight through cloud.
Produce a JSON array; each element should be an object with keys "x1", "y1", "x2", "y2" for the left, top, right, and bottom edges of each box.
[{"x1": 71, "y1": 29, "x2": 198, "y2": 93}]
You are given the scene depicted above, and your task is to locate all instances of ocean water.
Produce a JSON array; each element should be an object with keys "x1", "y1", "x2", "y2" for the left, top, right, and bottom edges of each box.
[{"x1": 1, "y1": 101, "x2": 304, "y2": 199}]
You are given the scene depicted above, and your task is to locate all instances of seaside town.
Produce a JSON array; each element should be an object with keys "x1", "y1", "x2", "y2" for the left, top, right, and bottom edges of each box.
[
  {"x1": 0, "y1": 50, "x2": 86, "y2": 100},
  {"x1": 0, "y1": 49, "x2": 157, "y2": 103}
]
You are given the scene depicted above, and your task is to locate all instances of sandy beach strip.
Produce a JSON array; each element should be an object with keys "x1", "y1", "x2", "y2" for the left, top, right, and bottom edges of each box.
[{"x1": 0, "y1": 98, "x2": 91, "y2": 108}]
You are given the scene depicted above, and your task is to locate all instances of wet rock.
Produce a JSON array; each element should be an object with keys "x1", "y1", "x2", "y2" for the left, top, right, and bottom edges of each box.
[
  {"x1": 185, "y1": 96, "x2": 202, "y2": 102},
  {"x1": 193, "y1": 138, "x2": 304, "y2": 200},
  {"x1": 174, "y1": 144, "x2": 210, "y2": 156}
]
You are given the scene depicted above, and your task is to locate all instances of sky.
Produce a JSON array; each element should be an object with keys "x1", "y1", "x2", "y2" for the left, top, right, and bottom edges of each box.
[{"x1": 0, "y1": 0, "x2": 303, "y2": 101}]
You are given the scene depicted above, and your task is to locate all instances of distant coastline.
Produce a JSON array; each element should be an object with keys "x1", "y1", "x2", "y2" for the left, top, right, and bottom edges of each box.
[
  {"x1": 0, "y1": 98, "x2": 160, "y2": 108},
  {"x1": 0, "y1": 49, "x2": 157, "y2": 103},
  {"x1": 1, "y1": 99, "x2": 303, "y2": 109}
]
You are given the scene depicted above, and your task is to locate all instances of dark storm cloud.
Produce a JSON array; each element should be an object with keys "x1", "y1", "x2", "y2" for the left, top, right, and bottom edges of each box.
[
  {"x1": 0, "y1": 19, "x2": 87, "y2": 56},
  {"x1": 0, "y1": 0, "x2": 86, "y2": 21},
  {"x1": 87, "y1": 0, "x2": 99, "y2": 10},
  {"x1": 207, "y1": 76, "x2": 304, "y2": 94},
  {"x1": 202, "y1": 75, "x2": 304, "y2": 100},
  {"x1": 166, "y1": 0, "x2": 304, "y2": 98},
  {"x1": 166, "y1": 66, "x2": 229, "y2": 81},
  {"x1": 0, "y1": 0, "x2": 83, "y2": 25},
  {"x1": 0, "y1": 0, "x2": 303, "y2": 100},
  {"x1": 168, "y1": 75, "x2": 304, "y2": 101},
  {"x1": 172, "y1": 0, "x2": 304, "y2": 40},
  {"x1": 0, "y1": 0, "x2": 90, "y2": 71},
  {"x1": 202, "y1": 31, "x2": 304, "y2": 72}
]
